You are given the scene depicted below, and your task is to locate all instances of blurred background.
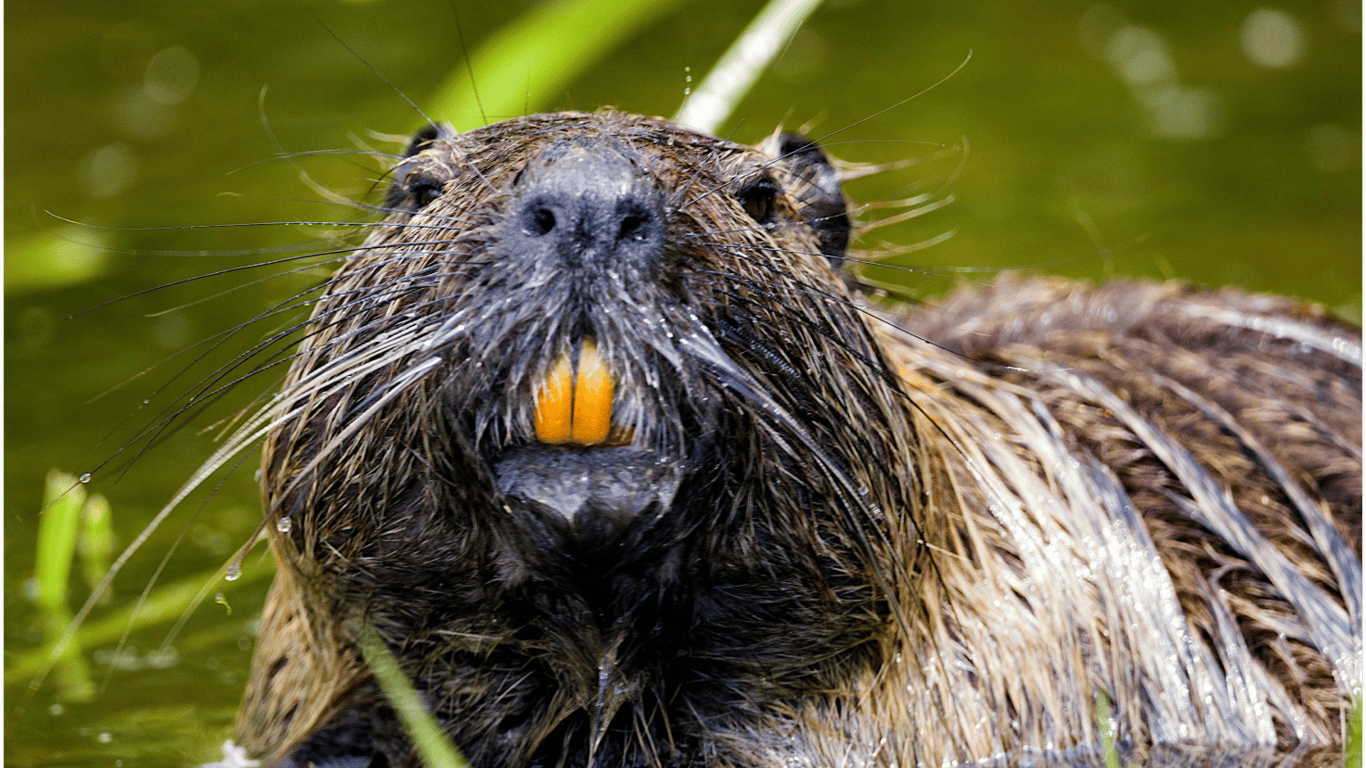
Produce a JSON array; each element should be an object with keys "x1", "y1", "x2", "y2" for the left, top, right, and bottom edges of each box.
[{"x1": 5, "y1": 0, "x2": 1359, "y2": 764}]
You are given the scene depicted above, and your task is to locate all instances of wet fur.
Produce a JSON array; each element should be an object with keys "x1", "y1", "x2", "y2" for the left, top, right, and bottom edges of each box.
[{"x1": 236, "y1": 111, "x2": 1361, "y2": 767}]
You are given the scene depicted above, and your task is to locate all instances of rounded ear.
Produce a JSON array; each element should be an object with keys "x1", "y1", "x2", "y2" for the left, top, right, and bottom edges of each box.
[
  {"x1": 760, "y1": 133, "x2": 851, "y2": 270},
  {"x1": 402, "y1": 122, "x2": 456, "y2": 159},
  {"x1": 384, "y1": 122, "x2": 458, "y2": 211}
]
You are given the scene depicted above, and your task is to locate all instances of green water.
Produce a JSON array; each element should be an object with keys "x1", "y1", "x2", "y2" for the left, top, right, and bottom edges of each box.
[{"x1": 5, "y1": 0, "x2": 1359, "y2": 765}]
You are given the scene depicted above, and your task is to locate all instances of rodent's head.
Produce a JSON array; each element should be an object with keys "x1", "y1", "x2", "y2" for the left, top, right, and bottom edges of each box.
[{"x1": 262, "y1": 111, "x2": 915, "y2": 588}]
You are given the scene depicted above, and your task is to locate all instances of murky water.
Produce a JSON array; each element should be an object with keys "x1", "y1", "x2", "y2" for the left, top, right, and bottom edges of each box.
[{"x1": 5, "y1": 0, "x2": 1359, "y2": 765}]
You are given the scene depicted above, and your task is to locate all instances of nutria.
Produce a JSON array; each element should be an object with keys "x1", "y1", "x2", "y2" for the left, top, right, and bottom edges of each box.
[{"x1": 235, "y1": 110, "x2": 1361, "y2": 767}]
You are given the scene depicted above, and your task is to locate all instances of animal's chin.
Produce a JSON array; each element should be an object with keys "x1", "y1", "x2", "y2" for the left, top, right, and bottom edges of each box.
[{"x1": 491, "y1": 444, "x2": 686, "y2": 552}]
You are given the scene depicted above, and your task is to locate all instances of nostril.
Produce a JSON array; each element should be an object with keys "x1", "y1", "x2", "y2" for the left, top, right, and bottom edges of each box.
[
  {"x1": 618, "y1": 214, "x2": 645, "y2": 242},
  {"x1": 526, "y1": 206, "x2": 556, "y2": 237}
]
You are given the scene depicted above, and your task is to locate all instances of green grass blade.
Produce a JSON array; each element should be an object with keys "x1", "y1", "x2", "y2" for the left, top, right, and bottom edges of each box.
[
  {"x1": 1347, "y1": 697, "x2": 1362, "y2": 768},
  {"x1": 428, "y1": 0, "x2": 686, "y2": 133},
  {"x1": 673, "y1": 0, "x2": 826, "y2": 134},
  {"x1": 359, "y1": 624, "x2": 471, "y2": 768},
  {"x1": 1094, "y1": 689, "x2": 1123, "y2": 768},
  {"x1": 37, "y1": 470, "x2": 85, "y2": 612},
  {"x1": 34, "y1": 470, "x2": 95, "y2": 700}
]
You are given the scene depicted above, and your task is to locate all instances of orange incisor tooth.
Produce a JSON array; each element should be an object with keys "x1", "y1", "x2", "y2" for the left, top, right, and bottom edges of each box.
[
  {"x1": 571, "y1": 339, "x2": 613, "y2": 446},
  {"x1": 533, "y1": 339, "x2": 614, "y2": 446},
  {"x1": 534, "y1": 352, "x2": 574, "y2": 444}
]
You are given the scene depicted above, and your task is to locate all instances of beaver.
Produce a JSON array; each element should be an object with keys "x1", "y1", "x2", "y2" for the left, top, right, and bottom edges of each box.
[{"x1": 234, "y1": 110, "x2": 1361, "y2": 768}]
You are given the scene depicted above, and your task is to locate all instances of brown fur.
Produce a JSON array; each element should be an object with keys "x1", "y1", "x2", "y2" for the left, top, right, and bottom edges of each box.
[{"x1": 235, "y1": 111, "x2": 1360, "y2": 767}]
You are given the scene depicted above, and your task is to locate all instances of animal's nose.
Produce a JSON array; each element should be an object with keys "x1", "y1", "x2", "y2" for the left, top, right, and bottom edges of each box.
[{"x1": 509, "y1": 142, "x2": 666, "y2": 270}]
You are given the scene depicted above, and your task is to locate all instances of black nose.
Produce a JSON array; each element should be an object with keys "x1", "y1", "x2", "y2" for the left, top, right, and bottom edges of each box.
[{"x1": 508, "y1": 142, "x2": 666, "y2": 271}]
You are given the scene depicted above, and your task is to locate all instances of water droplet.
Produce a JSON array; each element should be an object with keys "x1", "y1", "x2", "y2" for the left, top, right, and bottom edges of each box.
[
  {"x1": 79, "y1": 473, "x2": 92, "y2": 484},
  {"x1": 49, "y1": 703, "x2": 64, "y2": 716},
  {"x1": 224, "y1": 565, "x2": 241, "y2": 582},
  {"x1": 276, "y1": 517, "x2": 293, "y2": 533},
  {"x1": 97, "y1": 732, "x2": 113, "y2": 744}
]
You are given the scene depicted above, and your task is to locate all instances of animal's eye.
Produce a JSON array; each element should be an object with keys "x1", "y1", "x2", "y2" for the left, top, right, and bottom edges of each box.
[
  {"x1": 736, "y1": 178, "x2": 778, "y2": 225},
  {"x1": 410, "y1": 177, "x2": 443, "y2": 209}
]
